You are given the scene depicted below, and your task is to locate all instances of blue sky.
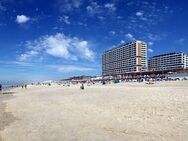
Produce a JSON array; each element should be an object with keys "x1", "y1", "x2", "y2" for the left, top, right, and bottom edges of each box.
[{"x1": 0, "y1": 0, "x2": 188, "y2": 83}]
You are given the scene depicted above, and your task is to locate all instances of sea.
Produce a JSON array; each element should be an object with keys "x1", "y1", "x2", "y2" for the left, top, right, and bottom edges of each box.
[{"x1": 1, "y1": 84, "x2": 17, "y2": 90}]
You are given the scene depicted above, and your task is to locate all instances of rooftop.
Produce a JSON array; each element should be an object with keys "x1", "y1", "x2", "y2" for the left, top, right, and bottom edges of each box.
[
  {"x1": 103, "y1": 40, "x2": 146, "y2": 54},
  {"x1": 149, "y1": 52, "x2": 185, "y2": 59}
]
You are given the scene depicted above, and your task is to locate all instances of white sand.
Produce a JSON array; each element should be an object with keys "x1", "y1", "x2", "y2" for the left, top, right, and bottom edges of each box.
[{"x1": 0, "y1": 81, "x2": 188, "y2": 141}]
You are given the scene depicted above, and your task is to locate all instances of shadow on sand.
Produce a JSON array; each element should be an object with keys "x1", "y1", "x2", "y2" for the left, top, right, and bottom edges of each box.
[
  {"x1": 1, "y1": 91, "x2": 16, "y2": 95},
  {"x1": 0, "y1": 94, "x2": 18, "y2": 141}
]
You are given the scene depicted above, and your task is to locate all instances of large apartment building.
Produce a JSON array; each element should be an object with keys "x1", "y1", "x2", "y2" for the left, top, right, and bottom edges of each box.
[
  {"x1": 148, "y1": 52, "x2": 188, "y2": 71},
  {"x1": 186, "y1": 55, "x2": 188, "y2": 68},
  {"x1": 102, "y1": 41, "x2": 147, "y2": 76}
]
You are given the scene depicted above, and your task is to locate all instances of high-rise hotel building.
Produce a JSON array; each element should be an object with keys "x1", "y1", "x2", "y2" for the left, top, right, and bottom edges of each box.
[
  {"x1": 102, "y1": 41, "x2": 147, "y2": 76},
  {"x1": 148, "y1": 52, "x2": 188, "y2": 71},
  {"x1": 186, "y1": 55, "x2": 188, "y2": 68}
]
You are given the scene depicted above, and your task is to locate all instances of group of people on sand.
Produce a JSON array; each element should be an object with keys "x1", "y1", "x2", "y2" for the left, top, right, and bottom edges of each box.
[{"x1": 21, "y1": 84, "x2": 27, "y2": 89}]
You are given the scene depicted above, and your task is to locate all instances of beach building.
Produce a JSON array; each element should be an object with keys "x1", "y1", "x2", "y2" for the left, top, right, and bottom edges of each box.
[
  {"x1": 61, "y1": 75, "x2": 92, "y2": 83},
  {"x1": 186, "y1": 55, "x2": 188, "y2": 68},
  {"x1": 148, "y1": 52, "x2": 188, "y2": 71},
  {"x1": 102, "y1": 41, "x2": 147, "y2": 76}
]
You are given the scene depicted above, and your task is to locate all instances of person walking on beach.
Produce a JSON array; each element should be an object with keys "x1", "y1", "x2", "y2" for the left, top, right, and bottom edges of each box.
[
  {"x1": 0, "y1": 84, "x2": 2, "y2": 92},
  {"x1": 80, "y1": 83, "x2": 84, "y2": 90}
]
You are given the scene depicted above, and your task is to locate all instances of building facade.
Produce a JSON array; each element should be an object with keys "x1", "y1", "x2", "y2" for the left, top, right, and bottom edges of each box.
[
  {"x1": 148, "y1": 52, "x2": 188, "y2": 71},
  {"x1": 102, "y1": 41, "x2": 147, "y2": 76},
  {"x1": 186, "y1": 55, "x2": 188, "y2": 69}
]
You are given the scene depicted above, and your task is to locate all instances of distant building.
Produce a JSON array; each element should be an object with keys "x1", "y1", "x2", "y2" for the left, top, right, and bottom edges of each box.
[
  {"x1": 102, "y1": 41, "x2": 147, "y2": 76},
  {"x1": 62, "y1": 76, "x2": 92, "y2": 82},
  {"x1": 148, "y1": 52, "x2": 188, "y2": 71},
  {"x1": 91, "y1": 76, "x2": 103, "y2": 81},
  {"x1": 186, "y1": 55, "x2": 188, "y2": 68}
]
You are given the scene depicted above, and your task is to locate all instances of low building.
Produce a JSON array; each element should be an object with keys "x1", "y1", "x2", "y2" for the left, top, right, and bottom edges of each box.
[
  {"x1": 91, "y1": 76, "x2": 103, "y2": 81},
  {"x1": 61, "y1": 76, "x2": 92, "y2": 83},
  {"x1": 148, "y1": 52, "x2": 188, "y2": 71}
]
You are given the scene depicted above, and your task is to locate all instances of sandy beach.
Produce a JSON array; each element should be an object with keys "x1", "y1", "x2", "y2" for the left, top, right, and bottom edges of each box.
[{"x1": 0, "y1": 81, "x2": 188, "y2": 141}]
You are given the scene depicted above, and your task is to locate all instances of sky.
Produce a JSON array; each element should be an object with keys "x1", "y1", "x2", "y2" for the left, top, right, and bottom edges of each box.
[{"x1": 0, "y1": 0, "x2": 188, "y2": 83}]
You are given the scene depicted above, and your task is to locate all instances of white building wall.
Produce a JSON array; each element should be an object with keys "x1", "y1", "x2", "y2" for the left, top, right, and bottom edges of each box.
[
  {"x1": 182, "y1": 53, "x2": 187, "y2": 69},
  {"x1": 148, "y1": 52, "x2": 187, "y2": 71},
  {"x1": 186, "y1": 55, "x2": 188, "y2": 69},
  {"x1": 102, "y1": 41, "x2": 147, "y2": 75}
]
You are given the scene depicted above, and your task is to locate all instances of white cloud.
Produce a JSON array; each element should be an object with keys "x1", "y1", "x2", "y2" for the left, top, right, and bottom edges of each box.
[
  {"x1": 77, "y1": 22, "x2": 87, "y2": 27},
  {"x1": 57, "y1": 65, "x2": 94, "y2": 73},
  {"x1": 147, "y1": 33, "x2": 160, "y2": 41},
  {"x1": 127, "y1": 1, "x2": 134, "y2": 6},
  {"x1": 72, "y1": 0, "x2": 82, "y2": 8},
  {"x1": 0, "y1": 23, "x2": 6, "y2": 27},
  {"x1": 117, "y1": 16, "x2": 122, "y2": 19},
  {"x1": 148, "y1": 42, "x2": 153, "y2": 46},
  {"x1": 86, "y1": 2, "x2": 101, "y2": 15},
  {"x1": 140, "y1": 17, "x2": 148, "y2": 21},
  {"x1": 175, "y1": 38, "x2": 186, "y2": 45},
  {"x1": 19, "y1": 33, "x2": 95, "y2": 62},
  {"x1": 16, "y1": 15, "x2": 30, "y2": 24},
  {"x1": 0, "y1": 2, "x2": 6, "y2": 11},
  {"x1": 109, "y1": 31, "x2": 116, "y2": 35},
  {"x1": 19, "y1": 50, "x2": 39, "y2": 61},
  {"x1": 98, "y1": 16, "x2": 105, "y2": 21},
  {"x1": 125, "y1": 33, "x2": 135, "y2": 40},
  {"x1": 148, "y1": 48, "x2": 154, "y2": 53},
  {"x1": 59, "y1": 15, "x2": 71, "y2": 24},
  {"x1": 120, "y1": 40, "x2": 125, "y2": 44},
  {"x1": 86, "y1": 2, "x2": 116, "y2": 16},
  {"x1": 126, "y1": 2, "x2": 173, "y2": 32},
  {"x1": 136, "y1": 11, "x2": 143, "y2": 16},
  {"x1": 104, "y1": 3, "x2": 116, "y2": 11},
  {"x1": 57, "y1": 0, "x2": 83, "y2": 12},
  {"x1": 0, "y1": 60, "x2": 33, "y2": 67},
  {"x1": 44, "y1": 35, "x2": 71, "y2": 59}
]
